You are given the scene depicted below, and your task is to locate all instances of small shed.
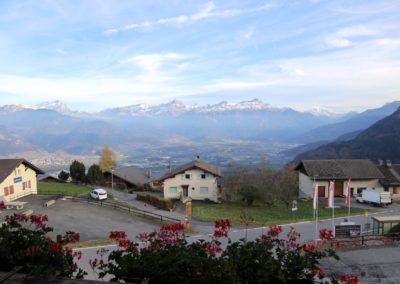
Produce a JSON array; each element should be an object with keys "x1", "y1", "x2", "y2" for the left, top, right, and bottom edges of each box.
[{"x1": 372, "y1": 216, "x2": 400, "y2": 234}]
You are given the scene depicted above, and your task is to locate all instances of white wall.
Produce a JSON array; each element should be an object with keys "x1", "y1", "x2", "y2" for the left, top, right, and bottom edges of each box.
[
  {"x1": 0, "y1": 163, "x2": 38, "y2": 202},
  {"x1": 298, "y1": 172, "x2": 381, "y2": 198},
  {"x1": 163, "y1": 169, "x2": 219, "y2": 202}
]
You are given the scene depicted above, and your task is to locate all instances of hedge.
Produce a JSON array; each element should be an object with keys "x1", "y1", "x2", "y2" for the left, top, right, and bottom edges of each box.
[{"x1": 136, "y1": 193, "x2": 176, "y2": 211}]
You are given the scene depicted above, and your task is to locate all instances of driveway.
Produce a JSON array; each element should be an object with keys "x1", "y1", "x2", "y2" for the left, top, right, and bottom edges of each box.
[
  {"x1": 110, "y1": 189, "x2": 216, "y2": 234},
  {"x1": 0, "y1": 194, "x2": 161, "y2": 241}
]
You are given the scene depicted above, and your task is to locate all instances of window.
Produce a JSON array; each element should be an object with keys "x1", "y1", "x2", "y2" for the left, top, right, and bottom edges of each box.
[
  {"x1": 200, "y1": 187, "x2": 209, "y2": 193},
  {"x1": 9, "y1": 186, "x2": 14, "y2": 194},
  {"x1": 185, "y1": 174, "x2": 191, "y2": 180},
  {"x1": 28, "y1": 181, "x2": 31, "y2": 188},
  {"x1": 4, "y1": 187, "x2": 9, "y2": 196},
  {"x1": 168, "y1": 187, "x2": 178, "y2": 193},
  {"x1": 357, "y1": 187, "x2": 366, "y2": 194},
  {"x1": 23, "y1": 182, "x2": 26, "y2": 190},
  {"x1": 394, "y1": 187, "x2": 400, "y2": 194},
  {"x1": 201, "y1": 174, "x2": 206, "y2": 179}
]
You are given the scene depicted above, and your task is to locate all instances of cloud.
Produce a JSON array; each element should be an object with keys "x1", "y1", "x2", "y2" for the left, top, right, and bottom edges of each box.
[
  {"x1": 243, "y1": 29, "x2": 255, "y2": 39},
  {"x1": 324, "y1": 37, "x2": 352, "y2": 48},
  {"x1": 104, "y1": 2, "x2": 276, "y2": 34},
  {"x1": 323, "y1": 25, "x2": 378, "y2": 48}
]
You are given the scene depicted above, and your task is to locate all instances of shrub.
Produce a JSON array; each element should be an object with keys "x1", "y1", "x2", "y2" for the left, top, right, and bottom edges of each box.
[
  {"x1": 90, "y1": 221, "x2": 356, "y2": 284},
  {"x1": 0, "y1": 213, "x2": 86, "y2": 279},
  {"x1": 136, "y1": 193, "x2": 176, "y2": 211}
]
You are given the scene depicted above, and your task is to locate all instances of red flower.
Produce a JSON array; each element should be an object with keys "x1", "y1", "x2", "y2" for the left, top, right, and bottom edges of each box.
[
  {"x1": 118, "y1": 239, "x2": 132, "y2": 249},
  {"x1": 160, "y1": 223, "x2": 184, "y2": 232},
  {"x1": 63, "y1": 232, "x2": 80, "y2": 244},
  {"x1": 213, "y1": 219, "x2": 232, "y2": 238},
  {"x1": 205, "y1": 242, "x2": 222, "y2": 256},
  {"x1": 266, "y1": 224, "x2": 283, "y2": 238},
  {"x1": 319, "y1": 229, "x2": 334, "y2": 241},
  {"x1": 30, "y1": 214, "x2": 48, "y2": 228},
  {"x1": 0, "y1": 201, "x2": 5, "y2": 209},
  {"x1": 109, "y1": 231, "x2": 127, "y2": 240},
  {"x1": 339, "y1": 273, "x2": 359, "y2": 284},
  {"x1": 17, "y1": 214, "x2": 29, "y2": 222},
  {"x1": 48, "y1": 241, "x2": 62, "y2": 252},
  {"x1": 301, "y1": 242, "x2": 316, "y2": 252}
]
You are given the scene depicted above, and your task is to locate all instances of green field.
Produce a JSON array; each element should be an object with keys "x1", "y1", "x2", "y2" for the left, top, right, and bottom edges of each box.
[
  {"x1": 192, "y1": 200, "x2": 368, "y2": 226},
  {"x1": 38, "y1": 182, "x2": 92, "y2": 196}
]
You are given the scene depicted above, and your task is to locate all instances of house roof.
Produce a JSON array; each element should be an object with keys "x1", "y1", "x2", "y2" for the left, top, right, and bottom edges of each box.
[
  {"x1": 157, "y1": 160, "x2": 221, "y2": 181},
  {"x1": 37, "y1": 173, "x2": 63, "y2": 182},
  {"x1": 378, "y1": 164, "x2": 400, "y2": 186},
  {"x1": 105, "y1": 166, "x2": 152, "y2": 186},
  {"x1": 295, "y1": 159, "x2": 384, "y2": 180},
  {"x1": 0, "y1": 159, "x2": 45, "y2": 184}
]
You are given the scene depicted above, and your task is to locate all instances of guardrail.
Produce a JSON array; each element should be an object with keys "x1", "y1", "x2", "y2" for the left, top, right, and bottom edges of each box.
[
  {"x1": 336, "y1": 232, "x2": 400, "y2": 246},
  {"x1": 70, "y1": 195, "x2": 181, "y2": 224}
]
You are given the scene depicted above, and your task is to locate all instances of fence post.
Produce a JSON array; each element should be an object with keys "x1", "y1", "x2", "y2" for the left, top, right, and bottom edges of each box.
[{"x1": 361, "y1": 235, "x2": 364, "y2": 245}]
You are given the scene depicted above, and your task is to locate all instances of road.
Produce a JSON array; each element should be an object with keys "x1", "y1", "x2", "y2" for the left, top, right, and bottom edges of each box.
[{"x1": 76, "y1": 204, "x2": 400, "y2": 281}]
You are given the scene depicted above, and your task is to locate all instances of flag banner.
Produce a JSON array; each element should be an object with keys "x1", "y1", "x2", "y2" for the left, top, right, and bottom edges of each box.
[
  {"x1": 313, "y1": 183, "x2": 318, "y2": 210},
  {"x1": 345, "y1": 178, "x2": 351, "y2": 206},
  {"x1": 328, "y1": 181, "x2": 334, "y2": 208}
]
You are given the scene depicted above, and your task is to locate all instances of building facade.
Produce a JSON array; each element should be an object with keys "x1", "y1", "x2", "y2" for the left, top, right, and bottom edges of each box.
[
  {"x1": 158, "y1": 160, "x2": 221, "y2": 202},
  {"x1": 378, "y1": 161, "x2": 400, "y2": 200},
  {"x1": 0, "y1": 159, "x2": 44, "y2": 202},
  {"x1": 295, "y1": 159, "x2": 384, "y2": 198}
]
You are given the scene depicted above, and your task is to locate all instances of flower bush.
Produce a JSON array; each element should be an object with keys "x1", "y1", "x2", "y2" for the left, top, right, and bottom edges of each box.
[
  {"x1": 91, "y1": 220, "x2": 356, "y2": 284},
  {"x1": 0, "y1": 213, "x2": 86, "y2": 278}
]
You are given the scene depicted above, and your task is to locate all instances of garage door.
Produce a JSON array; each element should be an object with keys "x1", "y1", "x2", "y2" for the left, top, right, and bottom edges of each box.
[
  {"x1": 318, "y1": 186, "x2": 325, "y2": 197},
  {"x1": 334, "y1": 181, "x2": 343, "y2": 197}
]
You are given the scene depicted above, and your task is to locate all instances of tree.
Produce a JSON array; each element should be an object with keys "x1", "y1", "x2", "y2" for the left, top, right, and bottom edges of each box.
[
  {"x1": 86, "y1": 164, "x2": 104, "y2": 185},
  {"x1": 69, "y1": 161, "x2": 86, "y2": 183},
  {"x1": 58, "y1": 170, "x2": 70, "y2": 182},
  {"x1": 99, "y1": 146, "x2": 116, "y2": 172},
  {"x1": 275, "y1": 164, "x2": 299, "y2": 209}
]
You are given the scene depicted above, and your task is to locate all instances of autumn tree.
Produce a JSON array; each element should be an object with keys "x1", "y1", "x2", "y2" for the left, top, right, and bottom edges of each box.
[{"x1": 99, "y1": 146, "x2": 116, "y2": 172}]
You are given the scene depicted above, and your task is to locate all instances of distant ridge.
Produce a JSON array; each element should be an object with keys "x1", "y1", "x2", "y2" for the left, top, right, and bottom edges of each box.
[{"x1": 292, "y1": 107, "x2": 400, "y2": 163}]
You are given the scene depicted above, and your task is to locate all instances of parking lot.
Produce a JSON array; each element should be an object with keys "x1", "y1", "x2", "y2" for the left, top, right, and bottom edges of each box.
[{"x1": 0, "y1": 194, "x2": 162, "y2": 241}]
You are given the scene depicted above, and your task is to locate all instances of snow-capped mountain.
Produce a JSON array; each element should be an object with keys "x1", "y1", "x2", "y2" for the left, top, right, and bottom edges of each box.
[
  {"x1": 305, "y1": 106, "x2": 343, "y2": 118},
  {"x1": 0, "y1": 101, "x2": 87, "y2": 117},
  {"x1": 101, "y1": 99, "x2": 282, "y2": 117}
]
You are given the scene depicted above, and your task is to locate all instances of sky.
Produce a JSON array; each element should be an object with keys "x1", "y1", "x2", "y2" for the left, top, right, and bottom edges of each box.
[{"x1": 0, "y1": 0, "x2": 399, "y2": 112}]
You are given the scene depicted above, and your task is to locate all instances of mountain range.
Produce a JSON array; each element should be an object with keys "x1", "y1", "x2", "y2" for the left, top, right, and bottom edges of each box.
[
  {"x1": 0, "y1": 99, "x2": 399, "y2": 169},
  {"x1": 292, "y1": 107, "x2": 400, "y2": 163}
]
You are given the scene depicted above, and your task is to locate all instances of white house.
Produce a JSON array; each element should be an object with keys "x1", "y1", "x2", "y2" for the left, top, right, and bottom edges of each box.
[
  {"x1": 158, "y1": 160, "x2": 221, "y2": 202},
  {"x1": 0, "y1": 159, "x2": 44, "y2": 202},
  {"x1": 295, "y1": 159, "x2": 384, "y2": 199}
]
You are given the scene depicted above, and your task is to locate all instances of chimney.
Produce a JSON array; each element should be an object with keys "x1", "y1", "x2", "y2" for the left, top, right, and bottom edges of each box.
[
  {"x1": 387, "y1": 160, "x2": 392, "y2": 167},
  {"x1": 378, "y1": 159, "x2": 383, "y2": 166}
]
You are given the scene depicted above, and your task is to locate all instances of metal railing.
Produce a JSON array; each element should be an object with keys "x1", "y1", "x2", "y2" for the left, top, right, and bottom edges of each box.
[
  {"x1": 336, "y1": 232, "x2": 400, "y2": 246},
  {"x1": 70, "y1": 195, "x2": 181, "y2": 224}
]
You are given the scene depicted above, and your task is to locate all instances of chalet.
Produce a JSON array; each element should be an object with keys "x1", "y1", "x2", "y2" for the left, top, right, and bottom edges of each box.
[
  {"x1": 295, "y1": 159, "x2": 384, "y2": 198},
  {"x1": 37, "y1": 173, "x2": 63, "y2": 183},
  {"x1": 103, "y1": 166, "x2": 153, "y2": 190},
  {"x1": 157, "y1": 160, "x2": 221, "y2": 202},
  {"x1": 0, "y1": 159, "x2": 44, "y2": 202},
  {"x1": 377, "y1": 160, "x2": 400, "y2": 200}
]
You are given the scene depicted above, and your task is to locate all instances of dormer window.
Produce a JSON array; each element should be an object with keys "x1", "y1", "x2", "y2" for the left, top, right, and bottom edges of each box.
[
  {"x1": 201, "y1": 174, "x2": 206, "y2": 179},
  {"x1": 185, "y1": 174, "x2": 191, "y2": 179}
]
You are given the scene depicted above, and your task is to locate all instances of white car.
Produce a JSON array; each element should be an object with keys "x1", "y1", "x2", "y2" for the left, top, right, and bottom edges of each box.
[{"x1": 90, "y1": 188, "x2": 108, "y2": 200}]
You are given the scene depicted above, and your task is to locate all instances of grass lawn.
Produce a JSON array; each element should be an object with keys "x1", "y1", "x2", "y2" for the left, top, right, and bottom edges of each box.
[
  {"x1": 38, "y1": 182, "x2": 92, "y2": 196},
  {"x1": 192, "y1": 199, "x2": 368, "y2": 226}
]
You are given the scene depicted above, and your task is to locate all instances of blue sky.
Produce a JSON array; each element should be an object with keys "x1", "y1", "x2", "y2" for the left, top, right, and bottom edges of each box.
[{"x1": 0, "y1": 0, "x2": 399, "y2": 112}]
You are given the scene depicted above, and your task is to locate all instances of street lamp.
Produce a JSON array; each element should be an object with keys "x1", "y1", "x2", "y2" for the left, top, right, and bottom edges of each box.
[{"x1": 111, "y1": 167, "x2": 114, "y2": 191}]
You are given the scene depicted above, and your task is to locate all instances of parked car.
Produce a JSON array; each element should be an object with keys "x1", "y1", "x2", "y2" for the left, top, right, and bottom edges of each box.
[{"x1": 90, "y1": 188, "x2": 108, "y2": 200}]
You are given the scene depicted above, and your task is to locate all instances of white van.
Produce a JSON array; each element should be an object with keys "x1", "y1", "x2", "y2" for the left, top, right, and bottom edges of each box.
[{"x1": 90, "y1": 188, "x2": 108, "y2": 200}]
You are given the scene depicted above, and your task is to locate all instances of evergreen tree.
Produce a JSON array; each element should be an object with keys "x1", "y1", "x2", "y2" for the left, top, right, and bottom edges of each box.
[
  {"x1": 58, "y1": 170, "x2": 70, "y2": 182},
  {"x1": 69, "y1": 160, "x2": 86, "y2": 183},
  {"x1": 86, "y1": 164, "x2": 104, "y2": 185}
]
